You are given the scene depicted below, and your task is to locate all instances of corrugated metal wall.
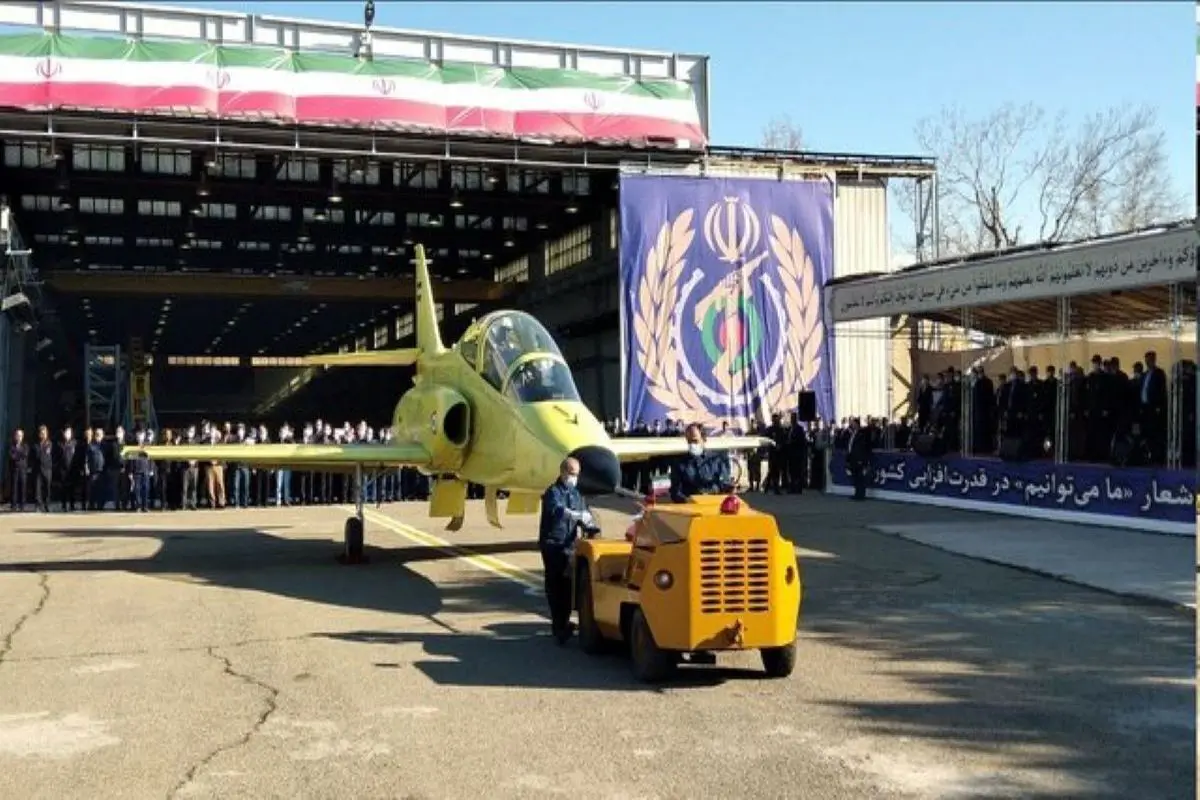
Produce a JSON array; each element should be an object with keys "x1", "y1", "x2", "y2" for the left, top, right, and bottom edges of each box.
[{"x1": 832, "y1": 178, "x2": 891, "y2": 421}]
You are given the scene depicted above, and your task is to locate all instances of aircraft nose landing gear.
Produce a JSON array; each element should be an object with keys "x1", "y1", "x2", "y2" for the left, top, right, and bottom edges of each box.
[{"x1": 338, "y1": 463, "x2": 370, "y2": 565}]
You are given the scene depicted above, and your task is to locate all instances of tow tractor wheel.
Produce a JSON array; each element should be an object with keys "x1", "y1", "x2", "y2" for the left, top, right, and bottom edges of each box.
[
  {"x1": 339, "y1": 517, "x2": 367, "y2": 564},
  {"x1": 629, "y1": 607, "x2": 676, "y2": 683},
  {"x1": 760, "y1": 641, "x2": 797, "y2": 678},
  {"x1": 575, "y1": 563, "x2": 605, "y2": 656}
]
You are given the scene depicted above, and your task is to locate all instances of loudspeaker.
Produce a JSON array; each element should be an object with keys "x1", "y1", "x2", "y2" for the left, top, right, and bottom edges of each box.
[
  {"x1": 911, "y1": 433, "x2": 945, "y2": 458},
  {"x1": 796, "y1": 390, "x2": 817, "y2": 422}
]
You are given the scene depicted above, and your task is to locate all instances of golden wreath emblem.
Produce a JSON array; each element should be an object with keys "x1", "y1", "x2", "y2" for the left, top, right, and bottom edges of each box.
[{"x1": 631, "y1": 199, "x2": 824, "y2": 427}]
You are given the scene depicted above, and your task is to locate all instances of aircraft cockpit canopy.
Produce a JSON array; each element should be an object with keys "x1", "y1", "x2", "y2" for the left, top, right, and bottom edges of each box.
[
  {"x1": 506, "y1": 356, "x2": 580, "y2": 404},
  {"x1": 472, "y1": 309, "x2": 576, "y2": 402}
]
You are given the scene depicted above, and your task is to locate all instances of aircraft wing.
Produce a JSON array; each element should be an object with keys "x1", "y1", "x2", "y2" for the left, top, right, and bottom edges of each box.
[
  {"x1": 609, "y1": 436, "x2": 772, "y2": 463},
  {"x1": 121, "y1": 442, "x2": 430, "y2": 471}
]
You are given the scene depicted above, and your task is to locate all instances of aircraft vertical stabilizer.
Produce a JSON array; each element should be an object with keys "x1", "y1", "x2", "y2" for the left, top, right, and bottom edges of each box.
[{"x1": 414, "y1": 244, "x2": 445, "y2": 356}]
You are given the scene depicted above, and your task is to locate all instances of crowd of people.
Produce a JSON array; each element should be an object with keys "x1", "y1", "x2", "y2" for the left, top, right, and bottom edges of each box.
[
  {"x1": 7, "y1": 350, "x2": 1194, "y2": 513},
  {"x1": 4, "y1": 418, "x2": 430, "y2": 513},
  {"x1": 907, "y1": 352, "x2": 1196, "y2": 467}
]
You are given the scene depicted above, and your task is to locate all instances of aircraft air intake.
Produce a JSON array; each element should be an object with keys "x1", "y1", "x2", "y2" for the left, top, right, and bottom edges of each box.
[
  {"x1": 394, "y1": 384, "x2": 471, "y2": 472},
  {"x1": 567, "y1": 445, "x2": 623, "y2": 496}
]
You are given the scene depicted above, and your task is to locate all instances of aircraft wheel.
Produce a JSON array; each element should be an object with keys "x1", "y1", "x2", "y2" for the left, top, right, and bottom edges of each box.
[
  {"x1": 575, "y1": 563, "x2": 605, "y2": 656},
  {"x1": 629, "y1": 607, "x2": 676, "y2": 683},
  {"x1": 339, "y1": 516, "x2": 367, "y2": 564},
  {"x1": 760, "y1": 642, "x2": 797, "y2": 678}
]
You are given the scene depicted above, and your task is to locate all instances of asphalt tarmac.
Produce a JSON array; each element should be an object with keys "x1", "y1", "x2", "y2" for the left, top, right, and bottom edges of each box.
[{"x1": 0, "y1": 493, "x2": 1193, "y2": 800}]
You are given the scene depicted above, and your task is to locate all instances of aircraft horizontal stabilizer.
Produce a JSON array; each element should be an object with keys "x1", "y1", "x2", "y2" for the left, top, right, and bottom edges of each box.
[
  {"x1": 123, "y1": 442, "x2": 430, "y2": 470},
  {"x1": 608, "y1": 435, "x2": 772, "y2": 463},
  {"x1": 299, "y1": 349, "x2": 420, "y2": 368}
]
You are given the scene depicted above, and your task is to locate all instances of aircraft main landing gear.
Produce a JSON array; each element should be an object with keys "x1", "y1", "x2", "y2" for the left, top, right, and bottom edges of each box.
[{"x1": 338, "y1": 463, "x2": 369, "y2": 565}]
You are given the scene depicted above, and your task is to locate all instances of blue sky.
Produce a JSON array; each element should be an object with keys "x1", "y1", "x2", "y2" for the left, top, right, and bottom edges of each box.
[{"x1": 214, "y1": 1, "x2": 1192, "y2": 194}]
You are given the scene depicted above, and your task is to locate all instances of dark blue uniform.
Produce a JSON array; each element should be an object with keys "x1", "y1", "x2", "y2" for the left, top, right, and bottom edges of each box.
[
  {"x1": 669, "y1": 451, "x2": 733, "y2": 503},
  {"x1": 131, "y1": 449, "x2": 153, "y2": 511},
  {"x1": 539, "y1": 479, "x2": 590, "y2": 641}
]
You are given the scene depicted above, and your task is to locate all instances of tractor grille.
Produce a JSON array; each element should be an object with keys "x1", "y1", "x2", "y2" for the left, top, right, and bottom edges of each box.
[{"x1": 698, "y1": 538, "x2": 770, "y2": 614}]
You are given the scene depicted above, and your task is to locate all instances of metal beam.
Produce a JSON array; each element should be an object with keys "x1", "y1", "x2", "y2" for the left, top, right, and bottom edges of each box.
[
  {"x1": 46, "y1": 271, "x2": 517, "y2": 302},
  {"x1": 6, "y1": 169, "x2": 595, "y2": 215},
  {"x1": 17, "y1": 209, "x2": 547, "y2": 250}
]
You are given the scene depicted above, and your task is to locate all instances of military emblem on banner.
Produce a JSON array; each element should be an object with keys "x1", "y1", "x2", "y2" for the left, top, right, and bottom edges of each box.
[{"x1": 630, "y1": 196, "x2": 824, "y2": 427}]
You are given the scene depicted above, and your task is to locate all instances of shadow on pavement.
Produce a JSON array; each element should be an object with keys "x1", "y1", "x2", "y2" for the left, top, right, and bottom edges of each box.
[
  {"x1": 751, "y1": 491, "x2": 1196, "y2": 800},
  {"x1": 316, "y1": 621, "x2": 764, "y2": 692},
  {"x1": 1, "y1": 524, "x2": 536, "y2": 619}
]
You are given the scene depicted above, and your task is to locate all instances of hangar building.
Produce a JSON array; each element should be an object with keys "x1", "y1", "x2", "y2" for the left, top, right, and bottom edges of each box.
[{"x1": 0, "y1": 0, "x2": 936, "y2": 437}]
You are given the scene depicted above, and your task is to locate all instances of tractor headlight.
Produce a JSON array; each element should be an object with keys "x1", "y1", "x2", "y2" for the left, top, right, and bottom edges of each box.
[{"x1": 653, "y1": 570, "x2": 673, "y2": 590}]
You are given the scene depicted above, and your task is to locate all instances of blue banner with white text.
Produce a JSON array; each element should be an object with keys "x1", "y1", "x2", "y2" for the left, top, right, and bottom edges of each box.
[
  {"x1": 829, "y1": 451, "x2": 1195, "y2": 526},
  {"x1": 619, "y1": 174, "x2": 835, "y2": 430}
]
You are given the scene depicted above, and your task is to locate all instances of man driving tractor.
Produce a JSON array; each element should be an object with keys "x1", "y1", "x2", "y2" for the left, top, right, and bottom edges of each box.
[{"x1": 669, "y1": 423, "x2": 735, "y2": 502}]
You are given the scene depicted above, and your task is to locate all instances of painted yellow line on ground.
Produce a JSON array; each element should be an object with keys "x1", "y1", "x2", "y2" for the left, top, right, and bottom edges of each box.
[{"x1": 355, "y1": 507, "x2": 543, "y2": 593}]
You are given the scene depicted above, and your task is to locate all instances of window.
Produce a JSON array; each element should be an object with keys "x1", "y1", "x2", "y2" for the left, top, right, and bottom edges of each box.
[
  {"x1": 395, "y1": 313, "x2": 414, "y2": 339},
  {"x1": 73, "y1": 145, "x2": 125, "y2": 172},
  {"x1": 137, "y1": 200, "x2": 182, "y2": 217},
  {"x1": 396, "y1": 162, "x2": 439, "y2": 189},
  {"x1": 166, "y1": 355, "x2": 240, "y2": 366},
  {"x1": 282, "y1": 156, "x2": 321, "y2": 182},
  {"x1": 216, "y1": 154, "x2": 257, "y2": 180},
  {"x1": 546, "y1": 225, "x2": 593, "y2": 276},
  {"x1": 373, "y1": 324, "x2": 388, "y2": 348},
  {"x1": 140, "y1": 148, "x2": 190, "y2": 175},
  {"x1": 355, "y1": 335, "x2": 368, "y2": 352},
  {"x1": 505, "y1": 357, "x2": 581, "y2": 404},
  {"x1": 494, "y1": 255, "x2": 529, "y2": 283},
  {"x1": 250, "y1": 356, "x2": 305, "y2": 367}
]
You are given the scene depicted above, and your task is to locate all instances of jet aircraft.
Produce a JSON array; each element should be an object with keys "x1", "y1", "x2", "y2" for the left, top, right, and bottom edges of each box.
[{"x1": 124, "y1": 245, "x2": 771, "y2": 562}]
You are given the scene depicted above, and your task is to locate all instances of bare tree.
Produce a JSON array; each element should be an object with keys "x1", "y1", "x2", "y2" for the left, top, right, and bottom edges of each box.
[
  {"x1": 761, "y1": 115, "x2": 804, "y2": 151},
  {"x1": 894, "y1": 102, "x2": 1184, "y2": 258}
]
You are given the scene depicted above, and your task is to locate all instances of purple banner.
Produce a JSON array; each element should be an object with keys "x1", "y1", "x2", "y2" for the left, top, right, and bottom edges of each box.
[
  {"x1": 619, "y1": 175, "x2": 835, "y2": 428},
  {"x1": 829, "y1": 451, "x2": 1196, "y2": 528}
]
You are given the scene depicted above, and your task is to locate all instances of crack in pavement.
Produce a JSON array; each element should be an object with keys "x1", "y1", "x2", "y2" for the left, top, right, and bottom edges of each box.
[
  {"x1": 168, "y1": 646, "x2": 281, "y2": 799},
  {"x1": 3, "y1": 634, "x2": 315, "y2": 665},
  {"x1": 0, "y1": 571, "x2": 50, "y2": 665}
]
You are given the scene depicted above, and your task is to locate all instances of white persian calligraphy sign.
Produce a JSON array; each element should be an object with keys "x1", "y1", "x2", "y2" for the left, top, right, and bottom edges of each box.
[{"x1": 828, "y1": 226, "x2": 1197, "y2": 323}]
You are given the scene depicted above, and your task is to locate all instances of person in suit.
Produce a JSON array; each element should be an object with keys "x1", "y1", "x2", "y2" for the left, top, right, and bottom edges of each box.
[
  {"x1": 786, "y1": 413, "x2": 809, "y2": 494},
  {"x1": 846, "y1": 417, "x2": 872, "y2": 501},
  {"x1": 764, "y1": 413, "x2": 788, "y2": 494},
  {"x1": 32, "y1": 425, "x2": 54, "y2": 513},
  {"x1": 970, "y1": 367, "x2": 996, "y2": 455},
  {"x1": 56, "y1": 425, "x2": 79, "y2": 512},
  {"x1": 8, "y1": 428, "x2": 28, "y2": 511},
  {"x1": 1138, "y1": 350, "x2": 1168, "y2": 464},
  {"x1": 669, "y1": 424, "x2": 735, "y2": 503}
]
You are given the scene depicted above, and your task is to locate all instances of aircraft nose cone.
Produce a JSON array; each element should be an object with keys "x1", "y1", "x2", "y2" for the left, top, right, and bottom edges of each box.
[{"x1": 568, "y1": 445, "x2": 622, "y2": 496}]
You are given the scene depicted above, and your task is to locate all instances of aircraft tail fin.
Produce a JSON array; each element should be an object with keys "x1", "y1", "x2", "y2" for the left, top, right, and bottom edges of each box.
[
  {"x1": 414, "y1": 244, "x2": 445, "y2": 356},
  {"x1": 299, "y1": 349, "x2": 419, "y2": 368}
]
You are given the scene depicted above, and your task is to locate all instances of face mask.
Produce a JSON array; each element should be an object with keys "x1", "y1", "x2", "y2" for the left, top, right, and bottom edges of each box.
[
  {"x1": 563, "y1": 475, "x2": 578, "y2": 488},
  {"x1": 687, "y1": 443, "x2": 704, "y2": 457}
]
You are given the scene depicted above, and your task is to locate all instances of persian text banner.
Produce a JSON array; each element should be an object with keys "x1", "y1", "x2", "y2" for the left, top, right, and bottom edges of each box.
[
  {"x1": 829, "y1": 451, "x2": 1195, "y2": 527},
  {"x1": 619, "y1": 175, "x2": 835, "y2": 428}
]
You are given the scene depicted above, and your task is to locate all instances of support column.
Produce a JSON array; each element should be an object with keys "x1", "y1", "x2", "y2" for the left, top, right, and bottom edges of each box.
[
  {"x1": 1166, "y1": 282, "x2": 1183, "y2": 471},
  {"x1": 1054, "y1": 296, "x2": 1071, "y2": 465},
  {"x1": 958, "y1": 307, "x2": 973, "y2": 456}
]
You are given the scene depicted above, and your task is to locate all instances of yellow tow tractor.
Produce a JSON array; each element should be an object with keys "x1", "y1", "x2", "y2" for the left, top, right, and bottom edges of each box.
[{"x1": 572, "y1": 493, "x2": 802, "y2": 683}]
